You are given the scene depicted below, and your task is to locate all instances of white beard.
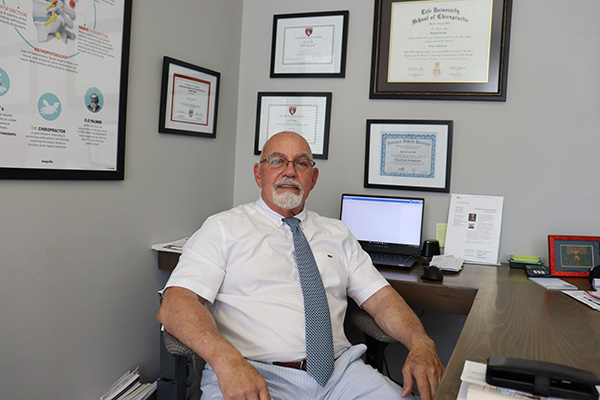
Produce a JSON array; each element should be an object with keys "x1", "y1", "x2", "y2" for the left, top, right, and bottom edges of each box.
[{"x1": 272, "y1": 178, "x2": 304, "y2": 210}]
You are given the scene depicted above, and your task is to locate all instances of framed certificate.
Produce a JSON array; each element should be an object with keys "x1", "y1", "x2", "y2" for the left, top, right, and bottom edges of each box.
[
  {"x1": 270, "y1": 11, "x2": 349, "y2": 78},
  {"x1": 548, "y1": 235, "x2": 600, "y2": 277},
  {"x1": 254, "y1": 92, "x2": 332, "y2": 159},
  {"x1": 159, "y1": 57, "x2": 220, "y2": 138},
  {"x1": 370, "y1": 0, "x2": 512, "y2": 101},
  {"x1": 365, "y1": 119, "x2": 453, "y2": 192},
  {"x1": 0, "y1": 0, "x2": 132, "y2": 180}
]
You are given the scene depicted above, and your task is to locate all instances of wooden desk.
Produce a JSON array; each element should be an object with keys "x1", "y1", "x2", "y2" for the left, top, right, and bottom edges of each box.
[
  {"x1": 378, "y1": 264, "x2": 600, "y2": 399},
  {"x1": 157, "y1": 252, "x2": 600, "y2": 399}
]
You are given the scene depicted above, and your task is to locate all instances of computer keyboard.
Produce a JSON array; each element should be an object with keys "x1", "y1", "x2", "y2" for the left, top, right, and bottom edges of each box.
[{"x1": 369, "y1": 252, "x2": 415, "y2": 267}]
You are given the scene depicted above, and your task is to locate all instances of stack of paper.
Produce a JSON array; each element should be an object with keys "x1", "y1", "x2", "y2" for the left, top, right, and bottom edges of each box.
[
  {"x1": 429, "y1": 254, "x2": 465, "y2": 272},
  {"x1": 151, "y1": 237, "x2": 188, "y2": 253},
  {"x1": 563, "y1": 290, "x2": 600, "y2": 311},
  {"x1": 529, "y1": 277, "x2": 577, "y2": 290},
  {"x1": 101, "y1": 367, "x2": 156, "y2": 400}
]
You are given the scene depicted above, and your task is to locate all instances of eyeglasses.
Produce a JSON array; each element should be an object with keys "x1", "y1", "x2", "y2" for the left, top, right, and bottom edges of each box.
[{"x1": 259, "y1": 156, "x2": 316, "y2": 172}]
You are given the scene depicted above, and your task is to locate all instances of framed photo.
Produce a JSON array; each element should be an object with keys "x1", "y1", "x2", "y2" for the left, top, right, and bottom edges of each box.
[
  {"x1": 364, "y1": 120, "x2": 453, "y2": 192},
  {"x1": 254, "y1": 92, "x2": 332, "y2": 159},
  {"x1": 370, "y1": 0, "x2": 513, "y2": 101},
  {"x1": 270, "y1": 11, "x2": 349, "y2": 78},
  {"x1": 548, "y1": 235, "x2": 600, "y2": 277},
  {"x1": 0, "y1": 0, "x2": 133, "y2": 180},
  {"x1": 159, "y1": 57, "x2": 220, "y2": 138}
]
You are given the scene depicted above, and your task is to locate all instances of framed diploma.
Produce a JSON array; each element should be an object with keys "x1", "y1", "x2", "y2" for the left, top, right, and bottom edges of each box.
[
  {"x1": 254, "y1": 92, "x2": 332, "y2": 159},
  {"x1": 159, "y1": 57, "x2": 220, "y2": 138},
  {"x1": 365, "y1": 119, "x2": 453, "y2": 192},
  {"x1": 370, "y1": 0, "x2": 513, "y2": 101},
  {"x1": 0, "y1": 0, "x2": 133, "y2": 180},
  {"x1": 270, "y1": 11, "x2": 349, "y2": 78},
  {"x1": 548, "y1": 235, "x2": 600, "y2": 277}
]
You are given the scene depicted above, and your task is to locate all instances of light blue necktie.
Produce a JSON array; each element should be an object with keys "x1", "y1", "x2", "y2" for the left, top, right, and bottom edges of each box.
[{"x1": 283, "y1": 217, "x2": 335, "y2": 387}]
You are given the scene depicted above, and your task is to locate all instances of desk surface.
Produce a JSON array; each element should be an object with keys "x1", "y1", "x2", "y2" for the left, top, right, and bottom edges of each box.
[
  {"x1": 156, "y1": 252, "x2": 600, "y2": 399},
  {"x1": 377, "y1": 264, "x2": 600, "y2": 400}
]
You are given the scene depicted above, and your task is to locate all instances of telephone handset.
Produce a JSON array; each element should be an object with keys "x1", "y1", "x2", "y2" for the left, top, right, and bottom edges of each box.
[{"x1": 486, "y1": 357, "x2": 600, "y2": 400}]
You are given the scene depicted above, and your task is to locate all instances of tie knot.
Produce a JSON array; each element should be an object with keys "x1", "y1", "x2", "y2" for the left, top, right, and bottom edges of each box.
[{"x1": 282, "y1": 217, "x2": 301, "y2": 229}]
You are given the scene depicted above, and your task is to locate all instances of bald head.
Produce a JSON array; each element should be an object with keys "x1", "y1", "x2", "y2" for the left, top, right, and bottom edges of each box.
[{"x1": 260, "y1": 131, "x2": 313, "y2": 160}]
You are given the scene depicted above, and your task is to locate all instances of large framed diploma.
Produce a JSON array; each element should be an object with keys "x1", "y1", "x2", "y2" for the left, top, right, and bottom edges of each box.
[
  {"x1": 159, "y1": 57, "x2": 220, "y2": 138},
  {"x1": 365, "y1": 119, "x2": 453, "y2": 192},
  {"x1": 270, "y1": 11, "x2": 349, "y2": 78},
  {"x1": 370, "y1": 0, "x2": 512, "y2": 101},
  {"x1": 254, "y1": 92, "x2": 332, "y2": 159},
  {"x1": 0, "y1": 0, "x2": 133, "y2": 180}
]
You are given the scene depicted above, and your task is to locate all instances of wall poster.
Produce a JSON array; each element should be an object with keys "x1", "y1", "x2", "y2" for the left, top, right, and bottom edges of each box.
[{"x1": 0, "y1": 0, "x2": 133, "y2": 180}]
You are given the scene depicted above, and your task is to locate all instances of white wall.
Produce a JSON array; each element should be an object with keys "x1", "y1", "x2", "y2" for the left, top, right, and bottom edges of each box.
[
  {"x1": 0, "y1": 1, "x2": 242, "y2": 399},
  {"x1": 234, "y1": 0, "x2": 600, "y2": 261}
]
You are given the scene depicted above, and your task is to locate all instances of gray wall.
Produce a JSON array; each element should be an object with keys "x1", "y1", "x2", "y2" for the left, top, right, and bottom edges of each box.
[
  {"x1": 0, "y1": 1, "x2": 242, "y2": 399},
  {"x1": 234, "y1": 0, "x2": 600, "y2": 261}
]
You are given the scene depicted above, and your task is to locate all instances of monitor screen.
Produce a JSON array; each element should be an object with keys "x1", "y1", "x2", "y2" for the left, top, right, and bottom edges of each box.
[{"x1": 340, "y1": 194, "x2": 424, "y2": 247}]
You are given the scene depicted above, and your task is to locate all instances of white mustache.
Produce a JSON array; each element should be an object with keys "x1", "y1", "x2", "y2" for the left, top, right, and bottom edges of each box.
[{"x1": 274, "y1": 178, "x2": 303, "y2": 191}]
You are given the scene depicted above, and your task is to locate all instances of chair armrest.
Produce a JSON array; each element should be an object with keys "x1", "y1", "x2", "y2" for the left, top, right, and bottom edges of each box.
[
  {"x1": 163, "y1": 329, "x2": 195, "y2": 357},
  {"x1": 346, "y1": 301, "x2": 397, "y2": 344}
]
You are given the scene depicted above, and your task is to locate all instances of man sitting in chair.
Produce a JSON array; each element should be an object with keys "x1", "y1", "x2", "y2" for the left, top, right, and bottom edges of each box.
[{"x1": 158, "y1": 131, "x2": 445, "y2": 400}]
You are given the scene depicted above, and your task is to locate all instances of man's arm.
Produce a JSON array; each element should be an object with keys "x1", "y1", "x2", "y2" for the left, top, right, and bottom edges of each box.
[
  {"x1": 361, "y1": 285, "x2": 445, "y2": 400},
  {"x1": 157, "y1": 286, "x2": 271, "y2": 400}
]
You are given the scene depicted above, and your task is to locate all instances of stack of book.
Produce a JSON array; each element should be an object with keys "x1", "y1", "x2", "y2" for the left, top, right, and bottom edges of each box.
[{"x1": 101, "y1": 367, "x2": 156, "y2": 400}]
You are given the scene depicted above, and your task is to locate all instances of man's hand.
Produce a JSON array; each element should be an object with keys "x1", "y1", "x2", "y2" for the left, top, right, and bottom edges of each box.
[
  {"x1": 158, "y1": 287, "x2": 272, "y2": 399},
  {"x1": 214, "y1": 357, "x2": 271, "y2": 400},
  {"x1": 400, "y1": 339, "x2": 445, "y2": 400},
  {"x1": 361, "y1": 286, "x2": 446, "y2": 400}
]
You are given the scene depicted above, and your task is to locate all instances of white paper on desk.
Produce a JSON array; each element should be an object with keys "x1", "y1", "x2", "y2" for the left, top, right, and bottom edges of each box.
[
  {"x1": 444, "y1": 194, "x2": 504, "y2": 265},
  {"x1": 562, "y1": 290, "x2": 600, "y2": 311},
  {"x1": 429, "y1": 254, "x2": 465, "y2": 271},
  {"x1": 151, "y1": 238, "x2": 188, "y2": 253}
]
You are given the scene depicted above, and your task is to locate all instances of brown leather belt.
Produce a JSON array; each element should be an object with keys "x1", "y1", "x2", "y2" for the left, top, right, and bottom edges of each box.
[{"x1": 273, "y1": 360, "x2": 307, "y2": 371}]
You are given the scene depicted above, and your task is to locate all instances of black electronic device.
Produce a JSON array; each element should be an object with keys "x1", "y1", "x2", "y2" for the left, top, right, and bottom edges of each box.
[
  {"x1": 589, "y1": 265, "x2": 600, "y2": 286},
  {"x1": 525, "y1": 264, "x2": 551, "y2": 277},
  {"x1": 421, "y1": 266, "x2": 443, "y2": 281},
  {"x1": 486, "y1": 357, "x2": 600, "y2": 400}
]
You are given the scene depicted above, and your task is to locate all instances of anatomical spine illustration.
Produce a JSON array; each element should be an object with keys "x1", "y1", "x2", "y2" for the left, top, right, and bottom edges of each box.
[{"x1": 32, "y1": 0, "x2": 78, "y2": 43}]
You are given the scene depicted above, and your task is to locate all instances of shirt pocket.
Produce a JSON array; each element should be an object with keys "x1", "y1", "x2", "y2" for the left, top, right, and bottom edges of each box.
[{"x1": 313, "y1": 251, "x2": 347, "y2": 297}]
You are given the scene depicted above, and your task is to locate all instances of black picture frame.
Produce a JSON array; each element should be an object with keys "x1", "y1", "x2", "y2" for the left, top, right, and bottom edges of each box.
[
  {"x1": 370, "y1": 0, "x2": 512, "y2": 101},
  {"x1": 254, "y1": 92, "x2": 332, "y2": 159},
  {"x1": 270, "y1": 10, "x2": 349, "y2": 78},
  {"x1": 0, "y1": 1, "x2": 133, "y2": 180},
  {"x1": 158, "y1": 57, "x2": 220, "y2": 138},
  {"x1": 364, "y1": 119, "x2": 453, "y2": 192}
]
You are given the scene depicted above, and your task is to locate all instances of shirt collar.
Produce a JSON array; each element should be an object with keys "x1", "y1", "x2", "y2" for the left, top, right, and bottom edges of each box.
[{"x1": 255, "y1": 197, "x2": 307, "y2": 227}]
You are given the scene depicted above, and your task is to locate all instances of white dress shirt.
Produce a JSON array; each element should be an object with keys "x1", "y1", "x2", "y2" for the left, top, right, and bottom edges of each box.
[{"x1": 163, "y1": 198, "x2": 389, "y2": 362}]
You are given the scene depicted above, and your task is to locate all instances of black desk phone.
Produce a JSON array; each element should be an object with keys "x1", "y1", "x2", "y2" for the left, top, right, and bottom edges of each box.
[
  {"x1": 525, "y1": 264, "x2": 551, "y2": 277},
  {"x1": 486, "y1": 357, "x2": 600, "y2": 399}
]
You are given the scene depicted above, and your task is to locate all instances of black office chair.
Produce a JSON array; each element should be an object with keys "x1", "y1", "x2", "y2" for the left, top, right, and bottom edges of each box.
[
  {"x1": 345, "y1": 299, "x2": 397, "y2": 373},
  {"x1": 162, "y1": 329, "x2": 203, "y2": 400}
]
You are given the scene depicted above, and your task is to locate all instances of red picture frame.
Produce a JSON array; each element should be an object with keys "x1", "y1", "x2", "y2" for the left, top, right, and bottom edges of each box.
[{"x1": 548, "y1": 235, "x2": 600, "y2": 277}]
